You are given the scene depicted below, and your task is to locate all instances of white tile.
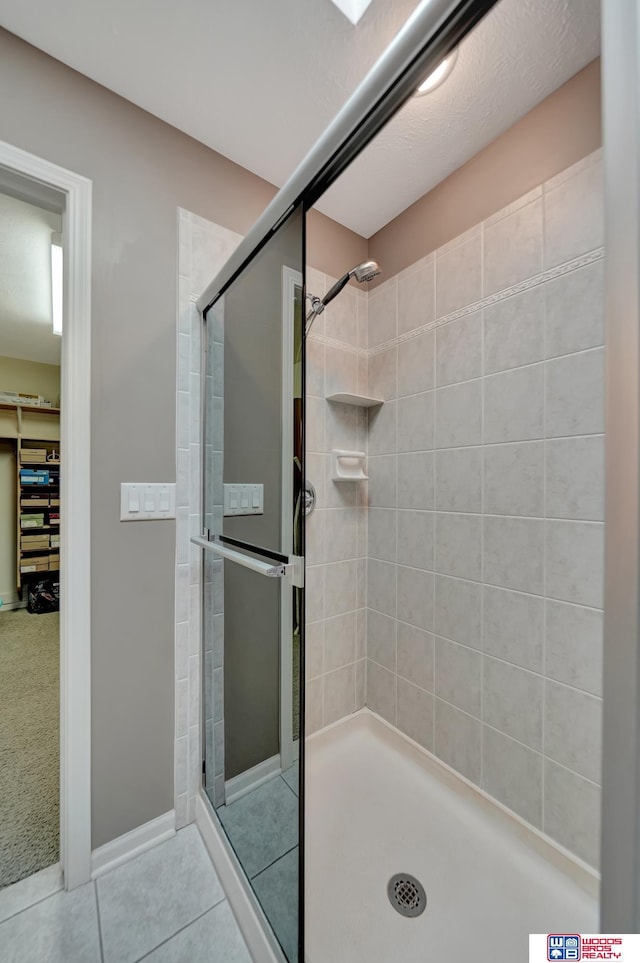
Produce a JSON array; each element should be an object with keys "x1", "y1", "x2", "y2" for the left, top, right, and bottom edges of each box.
[
  {"x1": 483, "y1": 657, "x2": 543, "y2": 750},
  {"x1": 482, "y1": 585, "x2": 543, "y2": 673},
  {"x1": 397, "y1": 510, "x2": 434, "y2": 570},
  {"x1": 435, "y1": 447, "x2": 482, "y2": 513},
  {"x1": 324, "y1": 664, "x2": 356, "y2": 725},
  {"x1": 545, "y1": 682, "x2": 602, "y2": 783},
  {"x1": 484, "y1": 289, "x2": 545, "y2": 381},
  {"x1": 545, "y1": 349, "x2": 604, "y2": 439},
  {"x1": 397, "y1": 678, "x2": 434, "y2": 751},
  {"x1": 483, "y1": 516, "x2": 544, "y2": 595},
  {"x1": 367, "y1": 559, "x2": 396, "y2": 618},
  {"x1": 484, "y1": 364, "x2": 544, "y2": 444},
  {"x1": 325, "y1": 345, "x2": 358, "y2": 397},
  {"x1": 397, "y1": 622, "x2": 434, "y2": 691},
  {"x1": 484, "y1": 442, "x2": 543, "y2": 517},
  {"x1": 545, "y1": 600, "x2": 603, "y2": 697},
  {"x1": 435, "y1": 380, "x2": 483, "y2": 449},
  {"x1": 97, "y1": 830, "x2": 224, "y2": 963},
  {"x1": 434, "y1": 575, "x2": 482, "y2": 649},
  {"x1": 306, "y1": 339, "x2": 325, "y2": 398},
  {"x1": 435, "y1": 637, "x2": 481, "y2": 717},
  {"x1": 143, "y1": 901, "x2": 251, "y2": 963},
  {"x1": 398, "y1": 255, "x2": 434, "y2": 335},
  {"x1": 324, "y1": 508, "x2": 358, "y2": 562},
  {"x1": 368, "y1": 508, "x2": 397, "y2": 562},
  {"x1": 483, "y1": 197, "x2": 542, "y2": 295},
  {"x1": 367, "y1": 609, "x2": 397, "y2": 671},
  {"x1": 368, "y1": 400, "x2": 397, "y2": 456},
  {"x1": 368, "y1": 278, "x2": 397, "y2": 349},
  {"x1": 436, "y1": 231, "x2": 482, "y2": 318},
  {"x1": 397, "y1": 452, "x2": 434, "y2": 510},
  {"x1": 435, "y1": 513, "x2": 482, "y2": 581},
  {"x1": 544, "y1": 158, "x2": 604, "y2": 268},
  {"x1": 435, "y1": 311, "x2": 482, "y2": 387},
  {"x1": 545, "y1": 436, "x2": 604, "y2": 521},
  {"x1": 545, "y1": 520, "x2": 604, "y2": 608},
  {"x1": 368, "y1": 455, "x2": 397, "y2": 508},
  {"x1": 324, "y1": 612, "x2": 357, "y2": 671},
  {"x1": 0, "y1": 883, "x2": 100, "y2": 963},
  {"x1": 306, "y1": 678, "x2": 323, "y2": 735},
  {"x1": 397, "y1": 392, "x2": 435, "y2": 452},
  {"x1": 397, "y1": 566, "x2": 434, "y2": 631},
  {"x1": 368, "y1": 347, "x2": 397, "y2": 401},
  {"x1": 434, "y1": 698, "x2": 481, "y2": 783},
  {"x1": 305, "y1": 620, "x2": 324, "y2": 680},
  {"x1": 544, "y1": 760, "x2": 601, "y2": 869},
  {"x1": 366, "y1": 659, "x2": 396, "y2": 724},
  {"x1": 324, "y1": 560, "x2": 358, "y2": 617},
  {"x1": 216, "y1": 779, "x2": 298, "y2": 879},
  {"x1": 482, "y1": 726, "x2": 543, "y2": 828},
  {"x1": 397, "y1": 330, "x2": 435, "y2": 396},
  {"x1": 545, "y1": 260, "x2": 604, "y2": 359},
  {"x1": 325, "y1": 280, "x2": 358, "y2": 347}
]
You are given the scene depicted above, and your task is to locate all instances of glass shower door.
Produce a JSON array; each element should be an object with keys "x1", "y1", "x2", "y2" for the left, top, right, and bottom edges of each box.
[{"x1": 199, "y1": 205, "x2": 305, "y2": 963}]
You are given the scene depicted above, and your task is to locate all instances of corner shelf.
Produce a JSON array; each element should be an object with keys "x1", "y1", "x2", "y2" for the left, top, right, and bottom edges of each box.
[{"x1": 326, "y1": 393, "x2": 384, "y2": 408}]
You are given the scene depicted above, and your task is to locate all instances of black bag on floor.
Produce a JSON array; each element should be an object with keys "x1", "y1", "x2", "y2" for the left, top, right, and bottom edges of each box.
[{"x1": 27, "y1": 578, "x2": 60, "y2": 614}]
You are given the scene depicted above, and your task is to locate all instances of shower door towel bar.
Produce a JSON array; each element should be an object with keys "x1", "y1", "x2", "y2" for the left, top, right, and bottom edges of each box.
[{"x1": 191, "y1": 535, "x2": 304, "y2": 587}]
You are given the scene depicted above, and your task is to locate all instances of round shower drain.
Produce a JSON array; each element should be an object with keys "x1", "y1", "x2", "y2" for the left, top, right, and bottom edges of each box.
[{"x1": 387, "y1": 874, "x2": 427, "y2": 918}]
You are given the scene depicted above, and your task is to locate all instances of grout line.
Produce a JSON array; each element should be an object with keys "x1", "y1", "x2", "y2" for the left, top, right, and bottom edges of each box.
[
  {"x1": 249, "y1": 844, "x2": 299, "y2": 883},
  {"x1": 367, "y1": 246, "x2": 604, "y2": 358},
  {"x1": 94, "y1": 881, "x2": 105, "y2": 963},
  {"x1": 134, "y1": 904, "x2": 219, "y2": 963}
]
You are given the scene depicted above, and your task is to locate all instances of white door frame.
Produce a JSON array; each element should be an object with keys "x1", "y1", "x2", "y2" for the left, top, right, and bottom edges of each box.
[{"x1": 0, "y1": 140, "x2": 92, "y2": 890}]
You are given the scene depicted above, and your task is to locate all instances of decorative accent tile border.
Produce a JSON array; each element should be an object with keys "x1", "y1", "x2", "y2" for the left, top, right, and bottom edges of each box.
[{"x1": 368, "y1": 247, "x2": 605, "y2": 357}]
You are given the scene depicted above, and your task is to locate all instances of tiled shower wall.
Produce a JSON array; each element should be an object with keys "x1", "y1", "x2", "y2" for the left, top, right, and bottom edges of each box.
[
  {"x1": 364, "y1": 149, "x2": 604, "y2": 868},
  {"x1": 304, "y1": 269, "x2": 369, "y2": 732},
  {"x1": 176, "y1": 209, "x2": 241, "y2": 828}
]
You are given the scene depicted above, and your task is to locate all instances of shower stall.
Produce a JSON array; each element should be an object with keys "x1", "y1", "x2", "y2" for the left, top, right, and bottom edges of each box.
[{"x1": 189, "y1": 0, "x2": 640, "y2": 959}]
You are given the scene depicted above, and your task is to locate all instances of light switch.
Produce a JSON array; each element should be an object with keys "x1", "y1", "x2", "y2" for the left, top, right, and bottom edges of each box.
[
  {"x1": 223, "y1": 483, "x2": 264, "y2": 516},
  {"x1": 120, "y1": 483, "x2": 176, "y2": 521}
]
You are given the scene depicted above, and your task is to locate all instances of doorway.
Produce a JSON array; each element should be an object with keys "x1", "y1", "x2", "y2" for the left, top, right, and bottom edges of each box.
[
  {"x1": 0, "y1": 141, "x2": 92, "y2": 895},
  {"x1": 0, "y1": 188, "x2": 63, "y2": 887}
]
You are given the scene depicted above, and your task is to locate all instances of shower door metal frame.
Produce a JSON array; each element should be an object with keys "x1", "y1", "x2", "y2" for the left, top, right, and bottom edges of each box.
[{"x1": 600, "y1": 0, "x2": 640, "y2": 932}]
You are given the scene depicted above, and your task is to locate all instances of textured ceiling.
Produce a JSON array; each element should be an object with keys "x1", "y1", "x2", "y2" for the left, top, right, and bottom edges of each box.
[
  {"x1": 0, "y1": 194, "x2": 62, "y2": 366},
  {"x1": 0, "y1": 0, "x2": 599, "y2": 237}
]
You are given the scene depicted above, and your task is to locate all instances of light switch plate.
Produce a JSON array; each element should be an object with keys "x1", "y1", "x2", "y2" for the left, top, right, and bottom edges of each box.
[
  {"x1": 224, "y1": 483, "x2": 264, "y2": 516},
  {"x1": 120, "y1": 483, "x2": 176, "y2": 521}
]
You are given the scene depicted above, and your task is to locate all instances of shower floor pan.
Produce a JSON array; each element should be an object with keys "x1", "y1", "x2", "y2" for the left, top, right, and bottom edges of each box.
[{"x1": 305, "y1": 710, "x2": 597, "y2": 963}]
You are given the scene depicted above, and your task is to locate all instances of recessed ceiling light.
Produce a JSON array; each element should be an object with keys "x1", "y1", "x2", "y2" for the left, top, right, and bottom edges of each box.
[{"x1": 416, "y1": 49, "x2": 458, "y2": 95}]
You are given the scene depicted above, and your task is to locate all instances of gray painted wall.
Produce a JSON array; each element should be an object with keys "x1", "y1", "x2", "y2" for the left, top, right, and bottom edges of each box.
[{"x1": 0, "y1": 28, "x2": 365, "y2": 847}]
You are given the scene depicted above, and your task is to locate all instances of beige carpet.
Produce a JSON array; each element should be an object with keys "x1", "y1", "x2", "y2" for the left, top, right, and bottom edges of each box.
[{"x1": 0, "y1": 608, "x2": 59, "y2": 888}]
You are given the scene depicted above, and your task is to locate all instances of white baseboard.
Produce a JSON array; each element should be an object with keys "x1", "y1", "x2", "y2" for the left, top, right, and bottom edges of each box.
[
  {"x1": 225, "y1": 754, "x2": 281, "y2": 805},
  {"x1": 196, "y1": 792, "x2": 286, "y2": 963},
  {"x1": 91, "y1": 810, "x2": 175, "y2": 879}
]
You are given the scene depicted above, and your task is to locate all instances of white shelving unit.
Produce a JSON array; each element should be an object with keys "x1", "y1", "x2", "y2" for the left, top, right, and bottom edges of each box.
[{"x1": 325, "y1": 392, "x2": 384, "y2": 408}]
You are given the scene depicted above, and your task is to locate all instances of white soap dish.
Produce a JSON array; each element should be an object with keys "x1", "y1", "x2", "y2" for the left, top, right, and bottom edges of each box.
[{"x1": 331, "y1": 449, "x2": 368, "y2": 481}]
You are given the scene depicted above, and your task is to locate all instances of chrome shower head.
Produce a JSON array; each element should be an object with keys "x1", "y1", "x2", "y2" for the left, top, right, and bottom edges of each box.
[
  {"x1": 350, "y1": 260, "x2": 381, "y2": 283},
  {"x1": 305, "y1": 259, "x2": 383, "y2": 335}
]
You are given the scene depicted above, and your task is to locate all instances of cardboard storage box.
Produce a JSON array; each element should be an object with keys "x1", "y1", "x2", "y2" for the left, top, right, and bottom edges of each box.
[{"x1": 20, "y1": 449, "x2": 47, "y2": 463}]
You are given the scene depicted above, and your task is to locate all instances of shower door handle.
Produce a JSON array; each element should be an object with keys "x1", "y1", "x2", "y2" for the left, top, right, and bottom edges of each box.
[{"x1": 191, "y1": 536, "x2": 304, "y2": 587}]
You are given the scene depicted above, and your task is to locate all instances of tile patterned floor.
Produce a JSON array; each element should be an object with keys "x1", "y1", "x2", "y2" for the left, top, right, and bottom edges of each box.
[
  {"x1": 0, "y1": 825, "x2": 252, "y2": 963},
  {"x1": 216, "y1": 766, "x2": 300, "y2": 961}
]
